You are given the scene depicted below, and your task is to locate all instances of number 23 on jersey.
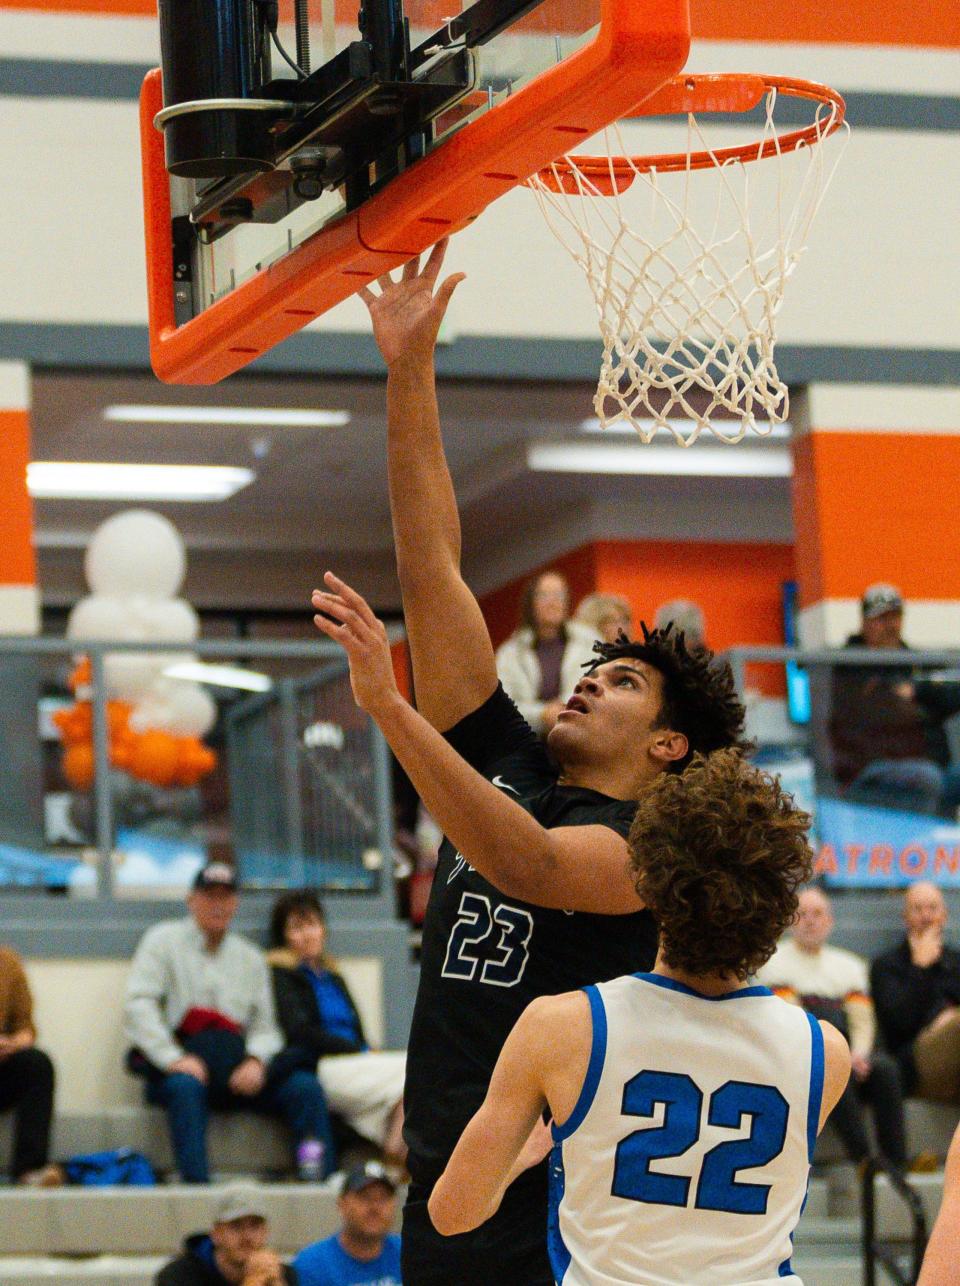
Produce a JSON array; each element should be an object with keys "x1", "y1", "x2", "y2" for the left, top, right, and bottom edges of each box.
[{"x1": 442, "y1": 891, "x2": 534, "y2": 987}]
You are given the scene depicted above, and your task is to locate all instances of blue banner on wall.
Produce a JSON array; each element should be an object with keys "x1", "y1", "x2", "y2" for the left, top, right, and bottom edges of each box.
[{"x1": 814, "y1": 796, "x2": 960, "y2": 888}]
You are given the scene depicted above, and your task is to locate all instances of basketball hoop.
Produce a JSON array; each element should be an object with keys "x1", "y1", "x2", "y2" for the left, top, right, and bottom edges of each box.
[{"x1": 526, "y1": 75, "x2": 849, "y2": 445}]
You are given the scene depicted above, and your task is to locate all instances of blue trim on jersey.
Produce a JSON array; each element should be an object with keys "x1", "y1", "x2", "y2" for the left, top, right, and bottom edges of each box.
[
  {"x1": 805, "y1": 1011, "x2": 825, "y2": 1162},
  {"x1": 552, "y1": 985, "x2": 607, "y2": 1142},
  {"x1": 547, "y1": 1137, "x2": 571, "y2": 1284},
  {"x1": 632, "y1": 972, "x2": 774, "y2": 1002}
]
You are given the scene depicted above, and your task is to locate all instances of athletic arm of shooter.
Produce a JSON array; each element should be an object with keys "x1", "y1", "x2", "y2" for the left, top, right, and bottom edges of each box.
[
  {"x1": 817, "y1": 1019, "x2": 852, "y2": 1133},
  {"x1": 428, "y1": 997, "x2": 562, "y2": 1235},
  {"x1": 312, "y1": 574, "x2": 641, "y2": 914},
  {"x1": 361, "y1": 242, "x2": 501, "y2": 732},
  {"x1": 918, "y1": 1124, "x2": 960, "y2": 1285}
]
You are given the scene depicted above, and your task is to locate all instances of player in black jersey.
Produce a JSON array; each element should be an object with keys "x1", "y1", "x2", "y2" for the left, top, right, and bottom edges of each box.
[{"x1": 310, "y1": 241, "x2": 748, "y2": 1285}]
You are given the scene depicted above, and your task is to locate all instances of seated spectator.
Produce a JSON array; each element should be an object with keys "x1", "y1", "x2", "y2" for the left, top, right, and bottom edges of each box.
[
  {"x1": 918, "y1": 1121, "x2": 960, "y2": 1285},
  {"x1": 758, "y1": 887, "x2": 906, "y2": 1169},
  {"x1": 653, "y1": 599, "x2": 706, "y2": 649},
  {"x1": 124, "y1": 862, "x2": 333, "y2": 1184},
  {"x1": 0, "y1": 945, "x2": 59, "y2": 1186},
  {"x1": 268, "y1": 892, "x2": 406, "y2": 1164},
  {"x1": 572, "y1": 592, "x2": 633, "y2": 644},
  {"x1": 156, "y1": 1184, "x2": 297, "y2": 1285},
  {"x1": 829, "y1": 584, "x2": 960, "y2": 816},
  {"x1": 495, "y1": 569, "x2": 596, "y2": 735},
  {"x1": 292, "y1": 1162, "x2": 401, "y2": 1286},
  {"x1": 872, "y1": 882, "x2": 960, "y2": 1106}
]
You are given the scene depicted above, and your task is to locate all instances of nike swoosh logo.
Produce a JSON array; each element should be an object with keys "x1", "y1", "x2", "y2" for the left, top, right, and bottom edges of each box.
[{"x1": 492, "y1": 775, "x2": 519, "y2": 795}]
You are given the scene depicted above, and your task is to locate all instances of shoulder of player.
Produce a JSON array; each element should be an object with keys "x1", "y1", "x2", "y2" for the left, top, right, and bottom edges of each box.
[
  {"x1": 819, "y1": 1018, "x2": 852, "y2": 1092},
  {"x1": 519, "y1": 990, "x2": 591, "y2": 1046}
]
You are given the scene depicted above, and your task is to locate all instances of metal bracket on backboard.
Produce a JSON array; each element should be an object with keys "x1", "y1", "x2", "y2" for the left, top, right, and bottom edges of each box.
[{"x1": 141, "y1": 0, "x2": 691, "y2": 383}]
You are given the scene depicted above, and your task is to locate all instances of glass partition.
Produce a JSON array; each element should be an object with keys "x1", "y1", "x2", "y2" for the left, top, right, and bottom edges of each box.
[
  {"x1": 0, "y1": 636, "x2": 394, "y2": 903},
  {"x1": 726, "y1": 645, "x2": 960, "y2": 889}
]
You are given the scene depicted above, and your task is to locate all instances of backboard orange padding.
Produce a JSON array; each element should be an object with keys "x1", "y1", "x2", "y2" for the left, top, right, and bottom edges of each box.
[{"x1": 141, "y1": 0, "x2": 690, "y2": 384}]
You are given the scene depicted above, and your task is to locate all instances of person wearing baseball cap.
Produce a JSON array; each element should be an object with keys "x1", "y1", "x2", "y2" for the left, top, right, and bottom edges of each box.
[
  {"x1": 292, "y1": 1162, "x2": 401, "y2": 1286},
  {"x1": 155, "y1": 1183, "x2": 297, "y2": 1285},
  {"x1": 124, "y1": 863, "x2": 334, "y2": 1184},
  {"x1": 829, "y1": 583, "x2": 960, "y2": 816}
]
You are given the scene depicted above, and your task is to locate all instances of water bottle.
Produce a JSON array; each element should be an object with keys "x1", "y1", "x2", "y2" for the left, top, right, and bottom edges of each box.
[{"x1": 296, "y1": 1137, "x2": 325, "y2": 1182}]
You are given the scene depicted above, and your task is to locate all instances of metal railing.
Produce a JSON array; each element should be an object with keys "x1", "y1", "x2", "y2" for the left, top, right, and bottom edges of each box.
[
  {"x1": 862, "y1": 1156, "x2": 928, "y2": 1286},
  {"x1": 0, "y1": 633, "x2": 397, "y2": 901}
]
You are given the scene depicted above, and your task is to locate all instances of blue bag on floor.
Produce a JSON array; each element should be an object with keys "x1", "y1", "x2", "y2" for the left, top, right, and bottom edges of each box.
[{"x1": 64, "y1": 1147, "x2": 157, "y2": 1186}]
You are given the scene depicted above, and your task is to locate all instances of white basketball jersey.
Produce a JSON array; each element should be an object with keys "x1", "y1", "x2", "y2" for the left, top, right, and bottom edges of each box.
[{"x1": 548, "y1": 973, "x2": 823, "y2": 1286}]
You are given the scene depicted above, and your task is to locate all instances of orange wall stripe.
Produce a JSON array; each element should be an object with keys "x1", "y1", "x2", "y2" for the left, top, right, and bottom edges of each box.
[
  {"x1": 792, "y1": 431, "x2": 960, "y2": 604},
  {"x1": 0, "y1": 409, "x2": 37, "y2": 586},
  {"x1": 691, "y1": 0, "x2": 960, "y2": 48},
  {"x1": 479, "y1": 538, "x2": 794, "y2": 695},
  {"x1": 6, "y1": 0, "x2": 957, "y2": 46}
]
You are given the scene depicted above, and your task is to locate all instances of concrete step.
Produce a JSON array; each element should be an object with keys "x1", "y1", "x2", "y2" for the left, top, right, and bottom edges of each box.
[
  {"x1": 0, "y1": 1182, "x2": 345, "y2": 1256},
  {"x1": 791, "y1": 1252, "x2": 864, "y2": 1286},
  {"x1": 0, "y1": 1257, "x2": 166, "y2": 1286}
]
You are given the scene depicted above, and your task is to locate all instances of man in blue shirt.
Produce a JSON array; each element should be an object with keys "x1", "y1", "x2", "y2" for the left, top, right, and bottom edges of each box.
[{"x1": 293, "y1": 1163, "x2": 401, "y2": 1286}]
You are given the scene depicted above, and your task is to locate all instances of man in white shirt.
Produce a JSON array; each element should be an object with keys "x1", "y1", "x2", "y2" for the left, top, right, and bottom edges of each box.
[
  {"x1": 758, "y1": 886, "x2": 906, "y2": 1169},
  {"x1": 124, "y1": 863, "x2": 333, "y2": 1183}
]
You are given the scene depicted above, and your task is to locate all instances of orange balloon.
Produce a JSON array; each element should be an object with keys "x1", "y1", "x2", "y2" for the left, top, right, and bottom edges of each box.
[
  {"x1": 62, "y1": 743, "x2": 95, "y2": 791},
  {"x1": 174, "y1": 738, "x2": 217, "y2": 787},
  {"x1": 53, "y1": 702, "x2": 93, "y2": 745},
  {"x1": 107, "y1": 701, "x2": 132, "y2": 738},
  {"x1": 128, "y1": 729, "x2": 181, "y2": 788},
  {"x1": 69, "y1": 657, "x2": 92, "y2": 693}
]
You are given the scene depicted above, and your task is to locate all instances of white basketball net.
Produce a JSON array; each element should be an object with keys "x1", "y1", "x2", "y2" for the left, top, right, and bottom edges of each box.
[{"x1": 527, "y1": 88, "x2": 848, "y2": 445}]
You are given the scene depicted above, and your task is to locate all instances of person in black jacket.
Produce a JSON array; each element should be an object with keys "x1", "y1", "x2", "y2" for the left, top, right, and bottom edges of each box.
[
  {"x1": 268, "y1": 891, "x2": 406, "y2": 1163},
  {"x1": 156, "y1": 1185, "x2": 297, "y2": 1285},
  {"x1": 871, "y1": 882, "x2": 960, "y2": 1103},
  {"x1": 829, "y1": 584, "x2": 960, "y2": 816}
]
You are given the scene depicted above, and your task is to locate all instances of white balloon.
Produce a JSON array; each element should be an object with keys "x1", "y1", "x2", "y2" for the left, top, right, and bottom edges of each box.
[
  {"x1": 163, "y1": 680, "x2": 217, "y2": 738},
  {"x1": 105, "y1": 653, "x2": 170, "y2": 703},
  {"x1": 127, "y1": 596, "x2": 200, "y2": 643},
  {"x1": 85, "y1": 510, "x2": 186, "y2": 599},
  {"x1": 67, "y1": 595, "x2": 138, "y2": 642},
  {"x1": 130, "y1": 676, "x2": 216, "y2": 738}
]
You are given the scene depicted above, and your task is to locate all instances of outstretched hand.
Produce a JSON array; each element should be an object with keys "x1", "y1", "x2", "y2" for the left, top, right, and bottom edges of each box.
[
  {"x1": 359, "y1": 238, "x2": 466, "y2": 368},
  {"x1": 312, "y1": 572, "x2": 401, "y2": 715}
]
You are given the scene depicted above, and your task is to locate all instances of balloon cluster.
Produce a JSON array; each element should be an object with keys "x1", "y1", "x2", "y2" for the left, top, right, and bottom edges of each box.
[{"x1": 55, "y1": 511, "x2": 218, "y2": 792}]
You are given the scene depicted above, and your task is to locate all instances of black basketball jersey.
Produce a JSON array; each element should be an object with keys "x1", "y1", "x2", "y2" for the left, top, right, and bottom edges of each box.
[{"x1": 403, "y1": 684, "x2": 659, "y2": 1188}]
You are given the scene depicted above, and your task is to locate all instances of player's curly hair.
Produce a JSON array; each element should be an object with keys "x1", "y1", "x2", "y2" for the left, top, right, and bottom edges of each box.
[
  {"x1": 584, "y1": 623, "x2": 748, "y2": 772},
  {"x1": 629, "y1": 748, "x2": 813, "y2": 980}
]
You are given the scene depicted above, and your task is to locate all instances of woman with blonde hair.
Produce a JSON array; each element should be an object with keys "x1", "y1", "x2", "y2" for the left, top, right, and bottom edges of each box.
[{"x1": 573, "y1": 592, "x2": 633, "y2": 645}]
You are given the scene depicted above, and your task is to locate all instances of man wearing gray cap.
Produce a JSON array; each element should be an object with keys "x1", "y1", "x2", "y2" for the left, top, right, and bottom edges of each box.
[
  {"x1": 155, "y1": 1184, "x2": 297, "y2": 1285},
  {"x1": 292, "y1": 1162, "x2": 401, "y2": 1286},
  {"x1": 829, "y1": 583, "x2": 960, "y2": 815},
  {"x1": 125, "y1": 862, "x2": 333, "y2": 1183}
]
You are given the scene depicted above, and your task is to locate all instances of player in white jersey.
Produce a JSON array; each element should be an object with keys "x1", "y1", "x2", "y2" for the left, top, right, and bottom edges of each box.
[{"x1": 429, "y1": 748, "x2": 851, "y2": 1285}]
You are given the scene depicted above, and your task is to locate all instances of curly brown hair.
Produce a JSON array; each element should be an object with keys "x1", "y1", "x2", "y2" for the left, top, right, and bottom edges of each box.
[
  {"x1": 629, "y1": 748, "x2": 813, "y2": 980},
  {"x1": 585, "y1": 623, "x2": 748, "y2": 772}
]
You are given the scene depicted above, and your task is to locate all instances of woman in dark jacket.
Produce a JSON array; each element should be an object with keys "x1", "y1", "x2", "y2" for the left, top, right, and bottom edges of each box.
[{"x1": 268, "y1": 891, "x2": 406, "y2": 1163}]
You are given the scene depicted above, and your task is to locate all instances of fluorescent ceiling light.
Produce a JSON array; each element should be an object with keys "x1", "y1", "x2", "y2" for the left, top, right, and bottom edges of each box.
[
  {"x1": 528, "y1": 442, "x2": 792, "y2": 478},
  {"x1": 27, "y1": 462, "x2": 255, "y2": 501},
  {"x1": 579, "y1": 417, "x2": 792, "y2": 439},
  {"x1": 164, "y1": 661, "x2": 273, "y2": 692},
  {"x1": 104, "y1": 404, "x2": 351, "y2": 428}
]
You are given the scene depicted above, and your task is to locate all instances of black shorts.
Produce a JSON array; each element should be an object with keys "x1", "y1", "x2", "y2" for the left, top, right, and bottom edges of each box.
[{"x1": 401, "y1": 1170, "x2": 555, "y2": 1286}]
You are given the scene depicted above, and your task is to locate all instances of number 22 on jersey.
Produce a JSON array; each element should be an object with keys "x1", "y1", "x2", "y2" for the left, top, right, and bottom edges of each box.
[
  {"x1": 612, "y1": 1070, "x2": 790, "y2": 1215},
  {"x1": 442, "y1": 891, "x2": 533, "y2": 987}
]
